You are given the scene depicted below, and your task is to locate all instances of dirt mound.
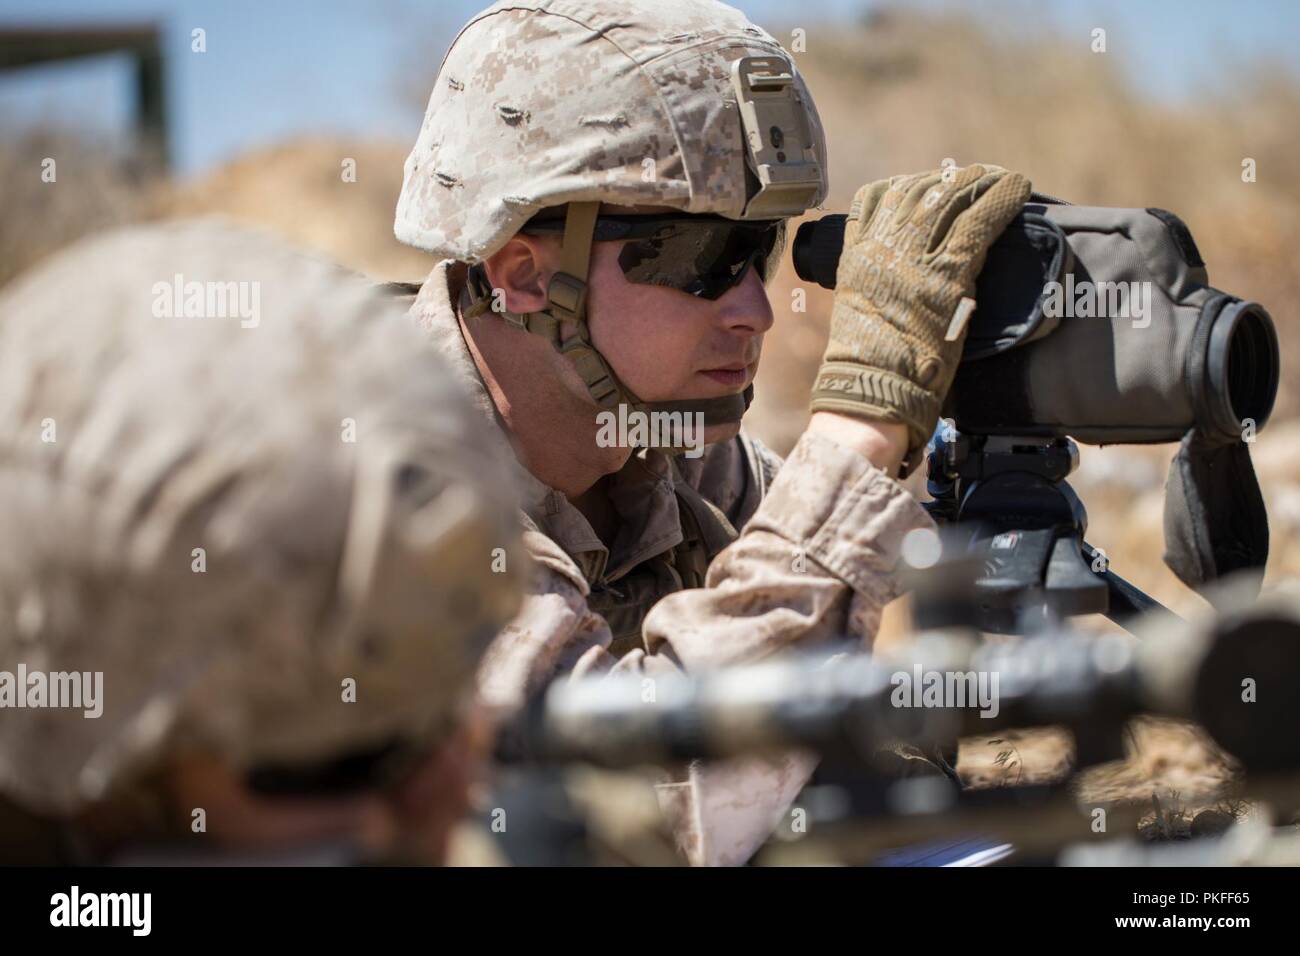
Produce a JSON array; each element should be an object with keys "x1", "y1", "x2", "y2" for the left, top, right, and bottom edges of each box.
[{"x1": 156, "y1": 138, "x2": 432, "y2": 282}]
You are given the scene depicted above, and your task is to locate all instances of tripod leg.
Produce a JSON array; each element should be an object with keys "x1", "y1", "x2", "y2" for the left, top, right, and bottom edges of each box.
[{"x1": 1081, "y1": 540, "x2": 1182, "y2": 628}]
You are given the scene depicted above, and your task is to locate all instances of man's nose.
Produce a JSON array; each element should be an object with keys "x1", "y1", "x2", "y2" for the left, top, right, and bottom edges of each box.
[{"x1": 713, "y1": 266, "x2": 775, "y2": 336}]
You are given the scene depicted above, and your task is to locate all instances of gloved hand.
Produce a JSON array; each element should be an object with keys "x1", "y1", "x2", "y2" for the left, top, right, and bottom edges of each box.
[{"x1": 811, "y1": 163, "x2": 1032, "y2": 466}]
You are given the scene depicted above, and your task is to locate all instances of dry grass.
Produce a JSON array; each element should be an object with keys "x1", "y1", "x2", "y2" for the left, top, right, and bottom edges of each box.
[
  {"x1": 0, "y1": 129, "x2": 157, "y2": 288},
  {"x1": 956, "y1": 718, "x2": 1244, "y2": 839},
  {"x1": 0, "y1": 132, "x2": 429, "y2": 288}
]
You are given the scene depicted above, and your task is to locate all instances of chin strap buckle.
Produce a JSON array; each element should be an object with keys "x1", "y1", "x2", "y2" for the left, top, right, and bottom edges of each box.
[{"x1": 546, "y1": 271, "x2": 587, "y2": 322}]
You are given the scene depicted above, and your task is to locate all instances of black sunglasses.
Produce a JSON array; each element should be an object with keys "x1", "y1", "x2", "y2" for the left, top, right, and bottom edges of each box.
[{"x1": 521, "y1": 213, "x2": 786, "y2": 301}]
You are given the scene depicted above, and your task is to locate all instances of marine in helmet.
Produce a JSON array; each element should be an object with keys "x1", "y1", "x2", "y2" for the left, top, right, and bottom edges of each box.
[
  {"x1": 393, "y1": 0, "x2": 1030, "y2": 865},
  {"x1": 0, "y1": 220, "x2": 524, "y2": 864}
]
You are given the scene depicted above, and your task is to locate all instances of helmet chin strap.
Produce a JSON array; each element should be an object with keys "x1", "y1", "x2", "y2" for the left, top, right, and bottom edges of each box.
[{"x1": 464, "y1": 201, "x2": 753, "y2": 436}]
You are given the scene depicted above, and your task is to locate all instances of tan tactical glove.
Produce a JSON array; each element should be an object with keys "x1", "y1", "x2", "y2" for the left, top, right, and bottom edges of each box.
[{"x1": 811, "y1": 163, "x2": 1032, "y2": 468}]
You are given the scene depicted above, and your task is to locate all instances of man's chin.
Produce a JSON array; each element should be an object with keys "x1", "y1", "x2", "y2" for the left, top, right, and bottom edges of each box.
[{"x1": 702, "y1": 421, "x2": 742, "y2": 445}]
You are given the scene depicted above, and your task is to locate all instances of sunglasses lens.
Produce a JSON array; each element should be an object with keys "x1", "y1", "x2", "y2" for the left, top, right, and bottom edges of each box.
[{"x1": 617, "y1": 220, "x2": 784, "y2": 299}]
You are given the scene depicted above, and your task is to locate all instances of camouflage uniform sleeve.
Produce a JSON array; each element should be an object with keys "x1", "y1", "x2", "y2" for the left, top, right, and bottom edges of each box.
[
  {"x1": 476, "y1": 433, "x2": 933, "y2": 866},
  {"x1": 475, "y1": 524, "x2": 619, "y2": 711},
  {"x1": 631, "y1": 430, "x2": 934, "y2": 867},
  {"x1": 642, "y1": 430, "x2": 934, "y2": 669}
]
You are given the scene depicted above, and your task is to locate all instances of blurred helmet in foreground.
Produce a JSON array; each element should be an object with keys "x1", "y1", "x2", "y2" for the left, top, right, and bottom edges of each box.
[{"x1": 0, "y1": 219, "x2": 524, "y2": 817}]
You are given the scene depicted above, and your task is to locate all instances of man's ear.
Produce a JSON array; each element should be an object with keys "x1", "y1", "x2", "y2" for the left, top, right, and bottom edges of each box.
[{"x1": 481, "y1": 234, "x2": 558, "y2": 314}]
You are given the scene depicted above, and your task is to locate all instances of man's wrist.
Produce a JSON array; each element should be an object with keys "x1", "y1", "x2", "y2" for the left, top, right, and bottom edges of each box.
[{"x1": 807, "y1": 411, "x2": 909, "y2": 476}]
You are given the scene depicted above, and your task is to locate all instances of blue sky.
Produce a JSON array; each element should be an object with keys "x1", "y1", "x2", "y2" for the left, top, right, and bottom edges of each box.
[{"x1": 2, "y1": 0, "x2": 1297, "y2": 176}]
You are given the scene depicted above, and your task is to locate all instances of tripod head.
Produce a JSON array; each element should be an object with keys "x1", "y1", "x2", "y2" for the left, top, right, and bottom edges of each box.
[{"x1": 922, "y1": 424, "x2": 1171, "y2": 634}]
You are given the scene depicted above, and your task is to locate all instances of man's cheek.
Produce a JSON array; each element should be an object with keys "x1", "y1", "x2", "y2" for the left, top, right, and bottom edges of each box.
[{"x1": 611, "y1": 338, "x2": 687, "y2": 399}]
